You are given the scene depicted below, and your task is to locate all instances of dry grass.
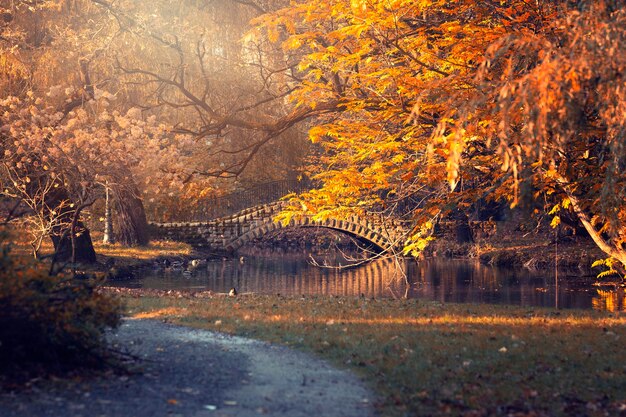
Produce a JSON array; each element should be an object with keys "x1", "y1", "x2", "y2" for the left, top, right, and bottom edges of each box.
[
  {"x1": 121, "y1": 294, "x2": 626, "y2": 417},
  {"x1": 6, "y1": 228, "x2": 192, "y2": 267},
  {"x1": 94, "y1": 239, "x2": 192, "y2": 264}
]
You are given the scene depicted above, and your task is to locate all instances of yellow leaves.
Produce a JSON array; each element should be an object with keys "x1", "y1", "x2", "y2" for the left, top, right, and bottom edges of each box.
[
  {"x1": 431, "y1": 124, "x2": 469, "y2": 192},
  {"x1": 350, "y1": 0, "x2": 367, "y2": 15},
  {"x1": 284, "y1": 36, "x2": 303, "y2": 50},
  {"x1": 550, "y1": 215, "x2": 561, "y2": 228},
  {"x1": 403, "y1": 220, "x2": 434, "y2": 257},
  {"x1": 309, "y1": 125, "x2": 330, "y2": 144},
  {"x1": 391, "y1": 154, "x2": 405, "y2": 164},
  {"x1": 277, "y1": 210, "x2": 295, "y2": 227},
  {"x1": 246, "y1": 1, "x2": 626, "y2": 272},
  {"x1": 549, "y1": 197, "x2": 570, "y2": 221},
  {"x1": 548, "y1": 203, "x2": 560, "y2": 216},
  {"x1": 592, "y1": 258, "x2": 624, "y2": 280},
  {"x1": 548, "y1": 197, "x2": 574, "y2": 229},
  {"x1": 335, "y1": 22, "x2": 368, "y2": 39}
]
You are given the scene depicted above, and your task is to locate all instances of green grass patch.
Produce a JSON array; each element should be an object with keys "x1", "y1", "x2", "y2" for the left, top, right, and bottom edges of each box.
[{"x1": 121, "y1": 294, "x2": 626, "y2": 417}]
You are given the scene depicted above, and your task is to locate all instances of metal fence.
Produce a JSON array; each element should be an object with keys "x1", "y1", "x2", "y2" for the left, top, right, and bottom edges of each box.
[{"x1": 178, "y1": 178, "x2": 313, "y2": 222}]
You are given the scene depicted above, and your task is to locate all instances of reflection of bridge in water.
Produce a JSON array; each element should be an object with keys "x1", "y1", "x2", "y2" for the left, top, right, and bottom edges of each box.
[
  {"x1": 127, "y1": 255, "x2": 410, "y2": 298},
  {"x1": 203, "y1": 256, "x2": 408, "y2": 298},
  {"x1": 122, "y1": 256, "x2": 623, "y2": 310},
  {"x1": 149, "y1": 179, "x2": 408, "y2": 254}
]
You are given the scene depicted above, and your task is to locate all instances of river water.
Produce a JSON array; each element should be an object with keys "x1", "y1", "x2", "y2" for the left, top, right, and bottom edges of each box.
[{"x1": 110, "y1": 251, "x2": 625, "y2": 312}]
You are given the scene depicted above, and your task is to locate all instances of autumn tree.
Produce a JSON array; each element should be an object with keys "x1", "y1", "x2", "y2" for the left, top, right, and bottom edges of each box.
[
  {"x1": 0, "y1": 0, "x2": 96, "y2": 262},
  {"x1": 252, "y1": 1, "x2": 532, "y2": 235},
  {"x1": 249, "y1": 0, "x2": 626, "y2": 272},
  {"x1": 457, "y1": 1, "x2": 626, "y2": 271},
  {"x1": 1, "y1": 0, "x2": 184, "y2": 251},
  {"x1": 0, "y1": 90, "x2": 175, "y2": 262},
  {"x1": 4, "y1": 0, "x2": 624, "y2": 275}
]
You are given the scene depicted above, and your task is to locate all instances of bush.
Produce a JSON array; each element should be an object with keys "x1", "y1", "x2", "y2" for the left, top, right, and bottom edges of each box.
[{"x1": 0, "y1": 242, "x2": 122, "y2": 380}]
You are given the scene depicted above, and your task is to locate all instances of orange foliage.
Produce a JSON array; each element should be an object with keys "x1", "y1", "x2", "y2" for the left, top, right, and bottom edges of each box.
[{"x1": 254, "y1": 1, "x2": 626, "y2": 270}]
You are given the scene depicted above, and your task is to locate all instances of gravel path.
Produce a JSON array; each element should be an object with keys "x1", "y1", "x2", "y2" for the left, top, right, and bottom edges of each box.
[{"x1": 0, "y1": 319, "x2": 375, "y2": 417}]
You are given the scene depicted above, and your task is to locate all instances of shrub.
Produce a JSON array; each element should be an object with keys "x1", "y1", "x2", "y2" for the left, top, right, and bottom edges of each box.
[{"x1": 0, "y1": 241, "x2": 122, "y2": 380}]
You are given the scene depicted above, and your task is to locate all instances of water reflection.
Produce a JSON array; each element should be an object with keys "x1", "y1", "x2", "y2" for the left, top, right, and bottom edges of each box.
[
  {"x1": 406, "y1": 260, "x2": 611, "y2": 310},
  {"x1": 121, "y1": 255, "x2": 410, "y2": 298},
  {"x1": 113, "y1": 254, "x2": 625, "y2": 311},
  {"x1": 592, "y1": 288, "x2": 626, "y2": 312}
]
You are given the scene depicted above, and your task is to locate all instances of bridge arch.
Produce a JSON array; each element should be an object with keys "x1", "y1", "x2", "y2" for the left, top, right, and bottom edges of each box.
[
  {"x1": 226, "y1": 215, "x2": 398, "y2": 252},
  {"x1": 149, "y1": 202, "x2": 406, "y2": 254}
]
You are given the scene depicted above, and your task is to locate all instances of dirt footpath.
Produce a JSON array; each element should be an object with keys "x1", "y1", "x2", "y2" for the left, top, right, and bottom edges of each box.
[{"x1": 0, "y1": 319, "x2": 375, "y2": 417}]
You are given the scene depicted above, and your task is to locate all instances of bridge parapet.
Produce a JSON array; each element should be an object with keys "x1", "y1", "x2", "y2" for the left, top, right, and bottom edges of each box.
[{"x1": 159, "y1": 179, "x2": 312, "y2": 222}]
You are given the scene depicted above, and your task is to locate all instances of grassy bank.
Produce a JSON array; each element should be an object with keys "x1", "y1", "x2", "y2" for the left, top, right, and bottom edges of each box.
[
  {"x1": 119, "y1": 292, "x2": 626, "y2": 417},
  {"x1": 94, "y1": 239, "x2": 193, "y2": 266},
  {"x1": 9, "y1": 229, "x2": 193, "y2": 269}
]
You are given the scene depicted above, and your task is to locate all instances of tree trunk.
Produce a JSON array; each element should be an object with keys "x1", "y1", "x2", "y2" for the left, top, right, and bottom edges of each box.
[
  {"x1": 563, "y1": 188, "x2": 626, "y2": 267},
  {"x1": 42, "y1": 185, "x2": 97, "y2": 264},
  {"x1": 103, "y1": 183, "x2": 114, "y2": 244},
  {"x1": 555, "y1": 174, "x2": 626, "y2": 268},
  {"x1": 112, "y1": 182, "x2": 149, "y2": 246},
  {"x1": 50, "y1": 221, "x2": 97, "y2": 264}
]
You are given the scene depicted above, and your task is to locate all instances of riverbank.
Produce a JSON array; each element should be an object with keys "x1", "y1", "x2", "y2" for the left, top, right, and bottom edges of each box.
[
  {"x1": 7, "y1": 224, "x2": 623, "y2": 288},
  {"x1": 243, "y1": 223, "x2": 617, "y2": 281},
  {"x1": 115, "y1": 291, "x2": 626, "y2": 417},
  {"x1": 8, "y1": 231, "x2": 197, "y2": 279},
  {"x1": 427, "y1": 236, "x2": 604, "y2": 273},
  {"x1": 423, "y1": 214, "x2": 610, "y2": 274}
]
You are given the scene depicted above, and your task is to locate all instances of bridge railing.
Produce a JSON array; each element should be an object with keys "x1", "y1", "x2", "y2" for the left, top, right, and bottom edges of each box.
[
  {"x1": 172, "y1": 178, "x2": 313, "y2": 222},
  {"x1": 150, "y1": 176, "x2": 434, "y2": 225}
]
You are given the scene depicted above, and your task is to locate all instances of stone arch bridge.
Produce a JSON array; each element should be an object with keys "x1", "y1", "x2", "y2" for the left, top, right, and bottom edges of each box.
[{"x1": 149, "y1": 201, "x2": 407, "y2": 254}]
